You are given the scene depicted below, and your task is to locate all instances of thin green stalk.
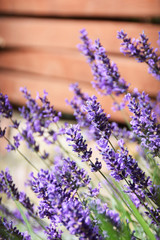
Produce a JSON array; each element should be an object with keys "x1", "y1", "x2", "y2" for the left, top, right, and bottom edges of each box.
[
  {"x1": 54, "y1": 132, "x2": 136, "y2": 224},
  {"x1": 15, "y1": 201, "x2": 44, "y2": 240},
  {"x1": 90, "y1": 163, "x2": 137, "y2": 217},
  {"x1": 124, "y1": 178, "x2": 160, "y2": 226},
  {"x1": 10, "y1": 118, "x2": 51, "y2": 170},
  {"x1": 4, "y1": 173, "x2": 46, "y2": 239},
  {"x1": 108, "y1": 139, "x2": 116, "y2": 151},
  {"x1": 107, "y1": 128, "x2": 159, "y2": 224},
  {"x1": 14, "y1": 200, "x2": 33, "y2": 237},
  {"x1": 4, "y1": 135, "x2": 39, "y2": 172},
  {"x1": 113, "y1": 180, "x2": 156, "y2": 240},
  {"x1": 3, "y1": 174, "x2": 33, "y2": 238}
]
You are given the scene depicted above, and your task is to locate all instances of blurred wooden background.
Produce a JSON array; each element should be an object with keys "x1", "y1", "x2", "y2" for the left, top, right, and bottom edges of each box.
[{"x1": 0, "y1": 0, "x2": 160, "y2": 122}]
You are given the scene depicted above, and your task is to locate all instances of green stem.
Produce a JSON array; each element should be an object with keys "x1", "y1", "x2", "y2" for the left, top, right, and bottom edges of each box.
[
  {"x1": 4, "y1": 136, "x2": 39, "y2": 172},
  {"x1": 124, "y1": 178, "x2": 160, "y2": 226},
  {"x1": 10, "y1": 118, "x2": 51, "y2": 170}
]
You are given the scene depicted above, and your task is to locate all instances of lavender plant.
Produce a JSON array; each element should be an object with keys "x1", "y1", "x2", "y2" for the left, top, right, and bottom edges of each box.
[{"x1": 0, "y1": 29, "x2": 160, "y2": 240}]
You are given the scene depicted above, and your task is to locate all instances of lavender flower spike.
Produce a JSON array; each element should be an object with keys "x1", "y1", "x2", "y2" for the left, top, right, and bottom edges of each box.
[
  {"x1": 126, "y1": 90, "x2": 160, "y2": 156},
  {"x1": 0, "y1": 217, "x2": 31, "y2": 240},
  {"x1": 65, "y1": 124, "x2": 92, "y2": 162},
  {"x1": 83, "y1": 95, "x2": 113, "y2": 141},
  {"x1": 117, "y1": 30, "x2": 160, "y2": 80},
  {"x1": 44, "y1": 224, "x2": 62, "y2": 240},
  {"x1": 0, "y1": 92, "x2": 13, "y2": 118},
  {"x1": 79, "y1": 29, "x2": 129, "y2": 96},
  {"x1": 92, "y1": 39, "x2": 129, "y2": 96},
  {"x1": 67, "y1": 82, "x2": 90, "y2": 128},
  {"x1": 0, "y1": 169, "x2": 35, "y2": 215},
  {"x1": 78, "y1": 28, "x2": 95, "y2": 63}
]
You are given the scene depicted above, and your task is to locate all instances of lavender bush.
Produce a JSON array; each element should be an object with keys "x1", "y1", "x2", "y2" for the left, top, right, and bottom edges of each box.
[{"x1": 0, "y1": 29, "x2": 160, "y2": 240}]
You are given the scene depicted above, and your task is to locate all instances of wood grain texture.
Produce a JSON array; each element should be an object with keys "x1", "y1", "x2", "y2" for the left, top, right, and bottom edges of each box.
[
  {"x1": 0, "y1": 49, "x2": 159, "y2": 96},
  {"x1": 0, "y1": 0, "x2": 159, "y2": 17},
  {"x1": 0, "y1": 69, "x2": 129, "y2": 122},
  {"x1": 0, "y1": 18, "x2": 159, "y2": 53}
]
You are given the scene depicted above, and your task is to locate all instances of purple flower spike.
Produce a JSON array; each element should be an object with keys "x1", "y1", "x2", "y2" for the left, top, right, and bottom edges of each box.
[
  {"x1": 91, "y1": 158, "x2": 102, "y2": 172},
  {"x1": 78, "y1": 28, "x2": 95, "y2": 63},
  {"x1": 44, "y1": 224, "x2": 62, "y2": 240},
  {"x1": 60, "y1": 197, "x2": 103, "y2": 239},
  {"x1": 0, "y1": 169, "x2": 35, "y2": 215},
  {"x1": 84, "y1": 95, "x2": 113, "y2": 140},
  {"x1": 91, "y1": 39, "x2": 129, "y2": 96},
  {"x1": 0, "y1": 217, "x2": 31, "y2": 240},
  {"x1": 67, "y1": 83, "x2": 91, "y2": 128},
  {"x1": 117, "y1": 30, "x2": 160, "y2": 80},
  {"x1": 0, "y1": 93, "x2": 13, "y2": 118},
  {"x1": 90, "y1": 198, "x2": 121, "y2": 231},
  {"x1": 127, "y1": 90, "x2": 160, "y2": 156},
  {"x1": 79, "y1": 29, "x2": 129, "y2": 96},
  {"x1": 65, "y1": 124, "x2": 92, "y2": 162},
  {"x1": 154, "y1": 91, "x2": 160, "y2": 121}
]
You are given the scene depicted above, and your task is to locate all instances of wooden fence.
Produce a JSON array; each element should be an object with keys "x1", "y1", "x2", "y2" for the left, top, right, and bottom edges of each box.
[{"x1": 0, "y1": 0, "x2": 160, "y2": 122}]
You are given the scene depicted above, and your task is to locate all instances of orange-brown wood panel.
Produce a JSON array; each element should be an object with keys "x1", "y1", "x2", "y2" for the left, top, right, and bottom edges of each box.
[
  {"x1": 0, "y1": 49, "x2": 159, "y2": 96},
  {"x1": 0, "y1": 69, "x2": 129, "y2": 122},
  {"x1": 0, "y1": 18, "x2": 159, "y2": 53},
  {"x1": 0, "y1": 0, "x2": 159, "y2": 18}
]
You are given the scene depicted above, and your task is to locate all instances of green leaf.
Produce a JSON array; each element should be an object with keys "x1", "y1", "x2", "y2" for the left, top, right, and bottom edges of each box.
[
  {"x1": 93, "y1": 210, "x2": 119, "y2": 239},
  {"x1": 113, "y1": 181, "x2": 156, "y2": 240},
  {"x1": 14, "y1": 200, "x2": 33, "y2": 237}
]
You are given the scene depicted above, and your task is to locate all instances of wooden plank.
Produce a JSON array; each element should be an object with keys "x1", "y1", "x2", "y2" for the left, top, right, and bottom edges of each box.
[
  {"x1": 0, "y1": 69, "x2": 129, "y2": 123},
  {"x1": 0, "y1": 49, "x2": 159, "y2": 96},
  {"x1": 0, "y1": 0, "x2": 159, "y2": 18},
  {"x1": 0, "y1": 18, "x2": 159, "y2": 53}
]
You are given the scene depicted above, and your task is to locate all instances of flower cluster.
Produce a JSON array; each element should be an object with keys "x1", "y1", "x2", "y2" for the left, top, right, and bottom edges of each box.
[
  {"x1": 4, "y1": 87, "x2": 63, "y2": 164},
  {"x1": 29, "y1": 158, "x2": 103, "y2": 239},
  {"x1": 82, "y1": 95, "x2": 154, "y2": 206}
]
